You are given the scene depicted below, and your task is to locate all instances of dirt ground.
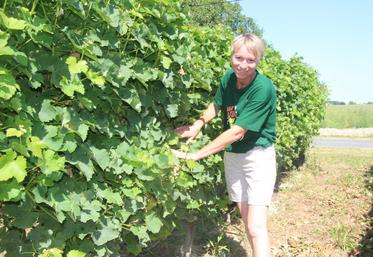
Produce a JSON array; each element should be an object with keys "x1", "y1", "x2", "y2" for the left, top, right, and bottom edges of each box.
[{"x1": 225, "y1": 147, "x2": 373, "y2": 257}]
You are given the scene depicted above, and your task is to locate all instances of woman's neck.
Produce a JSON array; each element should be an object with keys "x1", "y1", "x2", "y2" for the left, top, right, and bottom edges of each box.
[{"x1": 236, "y1": 71, "x2": 256, "y2": 89}]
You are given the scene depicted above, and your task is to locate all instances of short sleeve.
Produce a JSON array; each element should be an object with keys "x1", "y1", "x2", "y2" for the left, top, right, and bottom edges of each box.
[
  {"x1": 214, "y1": 68, "x2": 234, "y2": 108},
  {"x1": 213, "y1": 83, "x2": 223, "y2": 108},
  {"x1": 235, "y1": 82, "x2": 274, "y2": 132}
]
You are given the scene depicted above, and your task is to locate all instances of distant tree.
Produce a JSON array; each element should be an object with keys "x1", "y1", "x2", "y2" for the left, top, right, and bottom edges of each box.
[
  {"x1": 182, "y1": 0, "x2": 263, "y2": 36},
  {"x1": 366, "y1": 101, "x2": 373, "y2": 104},
  {"x1": 328, "y1": 100, "x2": 346, "y2": 105},
  {"x1": 348, "y1": 101, "x2": 356, "y2": 105}
]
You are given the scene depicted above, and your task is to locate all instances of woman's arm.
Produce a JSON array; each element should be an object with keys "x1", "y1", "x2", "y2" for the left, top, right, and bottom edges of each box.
[{"x1": 172, "y1": 125, "x2": 246, "y2": 160}]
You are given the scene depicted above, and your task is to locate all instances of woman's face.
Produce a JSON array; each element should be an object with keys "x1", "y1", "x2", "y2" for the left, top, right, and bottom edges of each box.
[{"x1": 231, "y1": 45, "x2": 258, "y2": 82}]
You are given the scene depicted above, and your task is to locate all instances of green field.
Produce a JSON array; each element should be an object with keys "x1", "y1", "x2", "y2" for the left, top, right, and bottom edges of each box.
[{"x1": 322, "y1": 104, "x2": 373, "y2": 128}]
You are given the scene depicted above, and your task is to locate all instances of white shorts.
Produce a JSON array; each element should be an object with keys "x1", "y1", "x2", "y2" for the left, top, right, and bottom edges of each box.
[{"x1": 224, "y1": 145, "x2": 276, "y2": 206}]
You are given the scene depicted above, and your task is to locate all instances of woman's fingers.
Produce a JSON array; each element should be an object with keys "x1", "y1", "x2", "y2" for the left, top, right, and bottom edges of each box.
[
  {"x1": 171, "y1": 149, "x2": 188, "y2": 159},
  {"x1": 175, "y1": 126, "x2": 190, "y2": 136},
  {"x1": 186, "y1": 137, "x2": 194, "y2": 144}
]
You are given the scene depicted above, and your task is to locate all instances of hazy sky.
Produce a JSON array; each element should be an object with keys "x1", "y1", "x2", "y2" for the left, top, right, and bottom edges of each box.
[{"x1": 240, "y1": 0, "x2": 373, "y2": 103}]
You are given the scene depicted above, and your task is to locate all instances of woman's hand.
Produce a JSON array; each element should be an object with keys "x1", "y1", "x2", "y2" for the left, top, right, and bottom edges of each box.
[
  {"x1": 175, "y1": 120, "x2": 204, "y2": 143},
  {"x1": 171, "y1": 149, "x2": 199, "y2": 161}
]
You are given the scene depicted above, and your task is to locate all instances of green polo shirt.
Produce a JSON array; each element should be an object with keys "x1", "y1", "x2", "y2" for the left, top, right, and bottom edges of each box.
[{"x1": 213, "y1": 68, "x2": 276, "y2": 153}]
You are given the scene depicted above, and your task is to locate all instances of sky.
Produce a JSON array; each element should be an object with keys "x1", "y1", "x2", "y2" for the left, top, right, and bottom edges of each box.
[{"x1": 240, "y1": 0, "x2": 373, "y2": 103}]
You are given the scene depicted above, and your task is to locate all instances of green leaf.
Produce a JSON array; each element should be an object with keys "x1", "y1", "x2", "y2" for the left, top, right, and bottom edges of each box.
[
  {"x1": 65, "y1": 111, "x2": 89, "y2": 141},
  {"x1": 85, "y1": 69, "x2": 105, "y2": 87},
  {"x1": 115, "y1": 209, "x2": 131, "y2": 223},
  {"x1": 116, "y1": 87, "x2": 142, "y2": 112},
  {"x1": 92, "y1": 217, "x2": 120, "y2": 246},
  {"x1": 2, "y1": 202, "x2": 38, "y2": 228},
  {"x1": 122, "y1": 187, "x2": 142, "y2": 200},
  {"x1": 11, "y1": 142, "x2": 29, "y2": 157},
  {"x1": 91, "y1": 147, "x2": 110, "y2": 170},
  {"x1": 0, "y1": 10, "x2": 27, "y2": 30},
  {"x1": 27, "y1": 136, "x2": 46, "y2": 158},
  {"x1": 39, "y1": 100, "x2": 58, "y2": 122},
  {"x1": 176, "y1": 172, "x2": 195, "y2": 189},
  {"x1": 171, "y1": 54, "x2": 185, "y2": 64},
  {"x1": 124, "y1": 233, "x2": 143, "y2": 255},
  {"x1": 118, "y1": 65, "x2": 133, "y2": 84},
  {"x1": 37, "y1": 125, "x2": 64, "y2": 151},
  {"x1": 165, "y1": 104, "x2": 178, "y2": 118},
  {"x1": 62, "y1": 134, "x2": 78, "y2": 153},
  {"x1": 0, "y1": 31, "x2": 9, "y2": 47},
  {"x1": 67, "y1": 145, "x2": 95, "y2": 181},
  {"x1": 160, "y1": 55, "x2": 172, "y2": 69},
  {"x1": 80, "y1": 200, "x2": 102, "y2": 223},
  {"x1": 162, "y1": 198, "x2": 176, "y2": 218},
  {"x1": 77, "y1": 161, "x2": 95, "y2": 181},
  {"x1": 122, "y1": 163, "x2": 133, "y2": 175},
  {"x1": 6, "y1": 128, "x2": 24, "y2": 137},
  {"x1": 0, "y1": 151, "x2": 27, "y2": 182},
  {"x1": 66, "y1": 56, "x2": 88, "y2": 74},
  {"x1": 98, "y1": 188, "x2": 123, "y2": 206},
  {"x1": 134, "y1": 168, "x2": 155, "y2": 181},
  {"x1": 186, "y1": 199, "x2": 201, "y2": 209},
  {"x1": 60, "y1": 76, "x2": 85, "y2": 98},
  {"x1": 38, "y1": 150, "x2": 65, "y2": 175},
  {"x1": 0, "y1": 180, "x2": 24, "y2": 201},
  {"x1": 129, "y1": 225, "x2": 150, "y2": 244},
  {"x1": 0, "y1": 46, "x2": 15, "y2": 55},
  {"x1": 14, "y1": 51, "x2": 28, "y2": 66},
  {"x1": 0, "y1": 67, "x2": 19, "y2": 100},
  {"x1": 154, "y1": 154, "x2": 171, "y2": 169},
  {"x1": 145, "y1": 212, "x2": 163, "y2": 234},
  {"x1": 38, "y1": 248, "x2": 63, "y2": 257},
  {"x1": 77, "y1": 123, "x2": 89, "y2": 141},
  {"x1": 67, "y1": 250, "x2": 86, "y2": 257}
]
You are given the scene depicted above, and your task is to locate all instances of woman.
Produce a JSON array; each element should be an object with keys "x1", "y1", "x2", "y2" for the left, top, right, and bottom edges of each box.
[{"x1": 171, "y1": 33, "x2": 277, "y2": 257}]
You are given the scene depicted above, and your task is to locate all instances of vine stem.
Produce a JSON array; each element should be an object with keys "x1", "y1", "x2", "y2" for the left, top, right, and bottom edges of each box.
[
  {"x1": 25, "y1": 190, "x2": 60, "y2": 223},
  {"x1": 31, "y1": 0, "x2": 39, "y2": 13},
  {"x1": 180, "y1": 141, "x2": 192, "y2": 170}
]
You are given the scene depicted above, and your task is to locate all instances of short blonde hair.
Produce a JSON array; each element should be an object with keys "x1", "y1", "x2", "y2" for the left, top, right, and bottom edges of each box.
[{"x1": 231, "y1": 34, "x2": 265, "y2": 62}]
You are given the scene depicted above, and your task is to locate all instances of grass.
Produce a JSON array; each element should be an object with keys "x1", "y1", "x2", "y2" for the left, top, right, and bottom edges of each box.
[
  {"x1": 322, "y1": 104, "x2": 373, "y2": 128},
  {"x1": 329, "y1": 223, "x2": 358, "y2": 252}
]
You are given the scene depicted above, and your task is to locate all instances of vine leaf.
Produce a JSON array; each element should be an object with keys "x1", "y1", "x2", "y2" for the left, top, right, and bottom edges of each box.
[
  {"x1": 66, "y1": 56, "x2": 88, "y2": 74},
  {"x1": 60, "y1": 76, "x2": 85, "y2": 98},
  {"x1": 38, "y1": 150, "x2": 65, "y2": 175},
  {"x1": 0, "y1": 180, "x2": 24, "y2": 201},
  {"x1": 67, "y1": 250, "x2": 86, "y2": 257},
  {"x1": 39, "y1": 100, "x2": 58, "y2": 122},
  {"x1": 0, "y1": 10, "x2": 27, "y2": 30},
  {"x1": 165, "y1": 104, "x2": 178, "y2": 118},
  {"x1": 91, "y1": 217, "x2": 120, "y2": 246},
  {"x1": 145, "y1": 212, "x2": 163, "y2": 234},
  {"x1": 0, "y1": 151, "x2": 27, "y2": 182},
  {"x1": 0, "y1": 67, "x2": 19, "y2": 100}
]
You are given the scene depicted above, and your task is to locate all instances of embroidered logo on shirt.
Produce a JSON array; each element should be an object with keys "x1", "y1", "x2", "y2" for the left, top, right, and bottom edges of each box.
[{"x1": 227, "y1": 105, "x2": 237, "y2": 128}]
